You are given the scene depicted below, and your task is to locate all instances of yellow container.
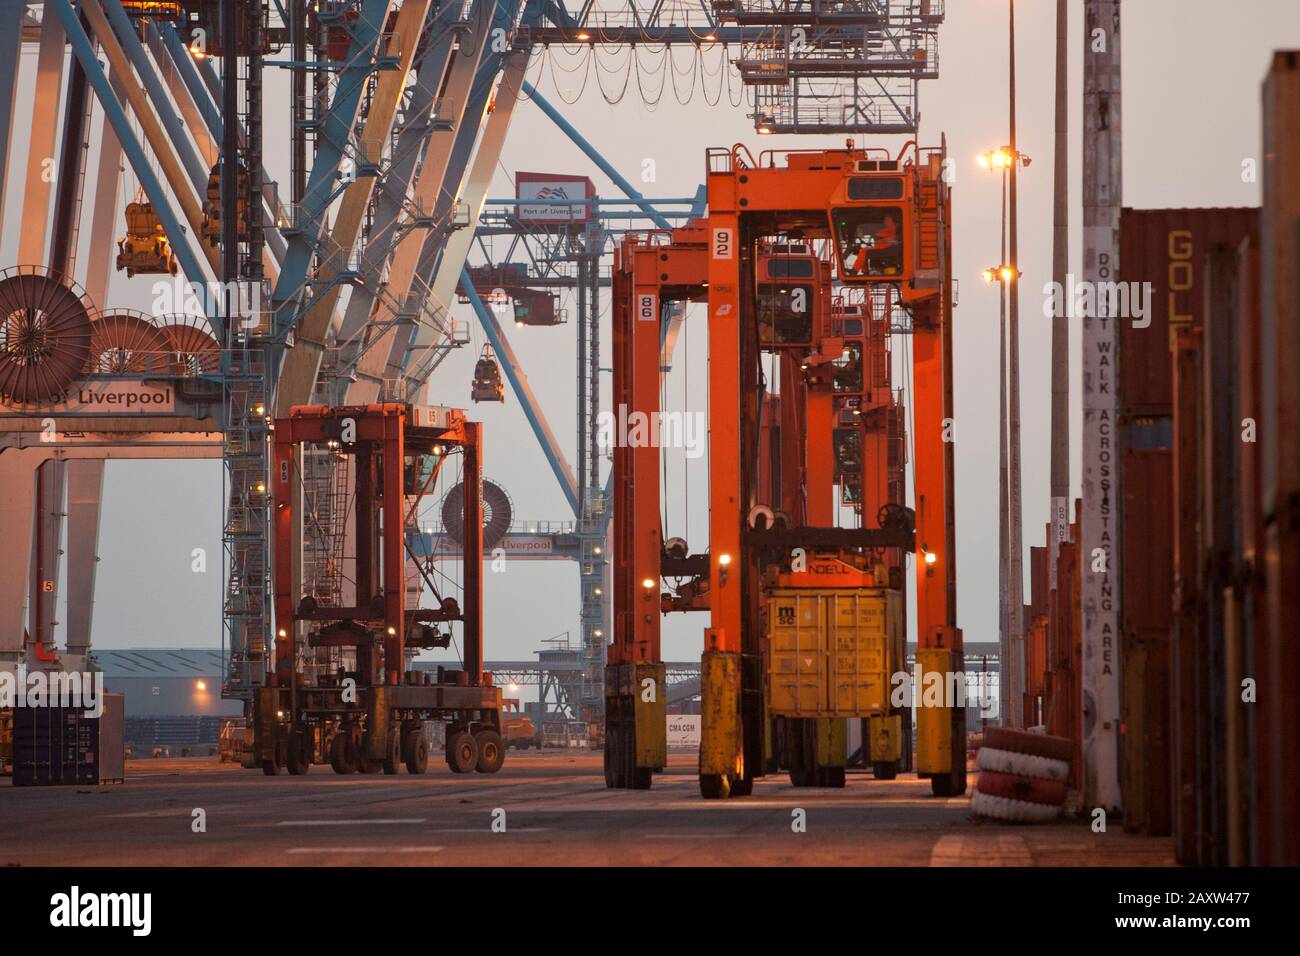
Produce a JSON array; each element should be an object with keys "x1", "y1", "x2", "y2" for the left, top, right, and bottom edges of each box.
[{"x1": 767, "y1": 588, "x2": 903, "y2": 718}]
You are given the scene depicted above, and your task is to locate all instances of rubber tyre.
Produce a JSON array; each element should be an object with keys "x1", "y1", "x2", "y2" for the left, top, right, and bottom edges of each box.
[
  {"x1": 357, "y1": 735, "x2": 383, "y2": 774},
  {"x1": 620, "y1": 723, "x2": 636, "y2": 787},
  {"x1": 404, "y1": 731, "x2": 429, "y2": 775},
  {"x1": 400, "y1": 725, "x2": 417, "y2": 763},
  {"x1": 381, "y1": 728, "x2": 401, "y2": 775},
  {"x1": 446, "y1": 731, "x2": 477, "y2": 773},
  {"x1": 930, "y1": 773, "x2": 964, "y2": 797},
  {"x1": 699, "y1": 773, "x2": 730, "y2": 799},
  {"x1": 631, "y1": 766, "x2": 652, "y2": 790},
  {"x1": 982, "y1": 726, "x2": 1073, "y2": 764},
  {"x1": 475, "y1": 730, "x2": 505, "y2": 774},
  {"x1": 819, "y1": 766, "x2": 846, "y2": 789},
  {"x1": 286, "y1": 734, "x2": 310, "y2": 775},
  {"x1": 330, "y1": 732, "x2": 355, "y2": 775},
  {"x1": 262, "y1": 740, "x2": 283, "y2": 775},
  {"x1": 728, "y1": 774, "x2": 754, "y2": 797},
  {"x1": 607, "y1": 723, "x2": 623, "y2": 788},
  {"x1": 976, "y1": 769, "x2": 1068, "y2": 806},
  {"x1": 971, "y1": 790, "x2": 1062, "y2": 823},
  {"x1": 873, "y1": 761, "x2": 898, "y2": 780},
  {"x1": 976, "y1": 746, "x2": 1070, "y2": 782},
  {"x1": 603, "y1": 732, "x2": 616, "y2": 788}
]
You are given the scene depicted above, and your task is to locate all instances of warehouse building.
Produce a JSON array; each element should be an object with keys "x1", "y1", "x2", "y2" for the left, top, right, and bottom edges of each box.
[{"x1": 94, "y1": 649, "x2": 242, "y2": 751}]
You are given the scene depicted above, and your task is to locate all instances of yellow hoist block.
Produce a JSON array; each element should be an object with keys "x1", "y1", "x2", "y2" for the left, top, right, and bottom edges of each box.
[{"x1": 115, "y1": 202, "x2": 177, "y2": 277}]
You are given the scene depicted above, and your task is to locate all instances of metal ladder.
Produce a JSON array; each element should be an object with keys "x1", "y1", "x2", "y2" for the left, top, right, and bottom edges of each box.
[{"x1": 222, "y1": 348, "x2": 272, "y2": 700}]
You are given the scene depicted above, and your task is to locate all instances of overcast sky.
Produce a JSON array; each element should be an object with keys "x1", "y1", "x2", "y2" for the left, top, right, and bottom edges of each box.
[{"x1": 6, "y1": 1, "x2": 1297, "y2": 677}]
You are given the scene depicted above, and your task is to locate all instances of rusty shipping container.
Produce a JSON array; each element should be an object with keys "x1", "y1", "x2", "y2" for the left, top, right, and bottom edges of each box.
[
  {"x1": 1023, "y1": 541, "x2": 1050, "y2": 728},
  {"x1": 1231, "y1": 238, "x2": 1266, "y2": 867},
  {"x1": 1258, "y1": 50, "x2": 1300, "y2": 867},
  {"x1": 1118, "y1": 207, "x2": 1256, "y2": 844},
  {"x1": 1044, "y1": 505, "x2": 1082, "y2": 791},
  {"x1": 1196, "y1": 245, "x2": 1249, "y2": 865}
]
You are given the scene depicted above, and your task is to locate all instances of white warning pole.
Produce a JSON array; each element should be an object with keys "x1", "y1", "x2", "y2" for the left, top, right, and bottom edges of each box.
[{"x1": 1081, "y1": 0, "x2": 1123, "y2": 813}]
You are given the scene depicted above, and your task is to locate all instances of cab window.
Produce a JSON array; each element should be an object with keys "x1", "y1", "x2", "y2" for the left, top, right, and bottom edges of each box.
[
  {"x1": 757, "y1": 283, "x2": 814, "y2": 345},
  {"x1": 847, "y1": 177, "x2": 904, "y2": 201},
  {"x1": 833, "y1": 207, "x2": 905, "y2": 279},
  {"x1": 831, "y1": 342, "x2": 864, "y2": 394},
  {"x1": 766, "y1": 258, "x2": 815, "y2": 279},
  {"x1": 404, "y1": 453, "x2": 439, "y2": 495}
]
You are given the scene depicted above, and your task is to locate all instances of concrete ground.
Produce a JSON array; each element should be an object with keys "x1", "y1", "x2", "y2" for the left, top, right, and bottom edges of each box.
[{"x1": 0, "y1": 751, "x2": 1175, "y2": 866}]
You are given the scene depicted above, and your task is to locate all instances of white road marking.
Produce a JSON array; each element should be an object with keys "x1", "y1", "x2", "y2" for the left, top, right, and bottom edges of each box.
[
  {"x1": 286, "y1": 846, "x2": 446, "y2": 854},
  {"x1": 929, "y1": 833, "x2": 1032, "y2": 866},
  {"x1": 276, "y1": 819, "x2": 427, "y2": 826},
  {"x1": 929, "y1": 834, "x2": 965, "y2": 866},
  {"x1": 429, "y1": 827, "x2": 554, "y2": 834},
  {"x1": 643, "y1": 833, "x2": 736, "y2": 839}
]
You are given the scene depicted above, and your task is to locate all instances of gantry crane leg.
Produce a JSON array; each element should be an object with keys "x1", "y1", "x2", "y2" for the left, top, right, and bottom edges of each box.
[
  {"x1": 698, "y1": 207, "x2": 750, "y2": 799},
  {"x1": 910, "y1": 292, "x2": 966, "y2": 797},
  {"x1": 604, "y1": 243, "x2": 667, "y2": 788}
]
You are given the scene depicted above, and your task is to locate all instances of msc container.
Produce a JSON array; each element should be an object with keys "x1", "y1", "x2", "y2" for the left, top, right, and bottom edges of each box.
[
  {"x1": 767, "y1": 588, "x2": 903, "y2": 718},
  {"x1": 12, "y1": 693, "x2": 125, "y2": 787}
]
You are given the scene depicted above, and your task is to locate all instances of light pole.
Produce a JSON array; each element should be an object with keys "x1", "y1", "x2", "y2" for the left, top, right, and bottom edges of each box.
[
  {"x1": 979, "y1": 141, "x2": 1029, "y2": 728},
  {"x1": 1049, "y1": 0, "x2": 1070, "y2": 587},
  {"x1": 1006, "y1": 0, "x2": 1025, "y2": 731},
  {"x1": 978, "y1": 152, "x2": 1014, "y2": 725}
]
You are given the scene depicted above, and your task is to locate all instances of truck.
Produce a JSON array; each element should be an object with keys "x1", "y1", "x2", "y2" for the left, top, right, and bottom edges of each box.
[
  {"x1": 541, "y1": 719, "x2": 591, "y2": 749},
  {"x1": 251, "y1": 403, "x2": 507, "y2": 777},
  {"x1": 218, "y1": 718, "x2": 256, "y2": 767},
  {"x1": 502, "y1": 700, "x2": 538, "y2": 749}
]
